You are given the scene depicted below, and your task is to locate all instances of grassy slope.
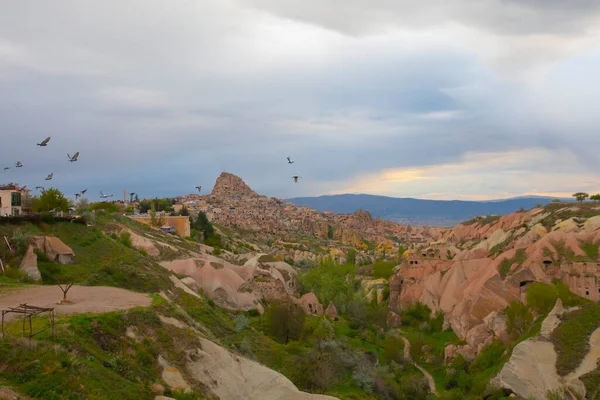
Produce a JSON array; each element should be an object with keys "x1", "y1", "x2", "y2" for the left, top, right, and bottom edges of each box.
[
  {"x1": 1, "y1": 215, "x2": 175, "y2": 293},
  {"x1": 552, "y1": 302, "x2": 600, "y2": 376},
  {"x1": 0, "y1": 297, "x2": 204, "y2": 400}
]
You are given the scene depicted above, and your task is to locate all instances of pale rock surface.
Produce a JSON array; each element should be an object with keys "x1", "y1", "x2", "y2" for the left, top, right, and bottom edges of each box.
[
  {"x1": 186, "y1": 337, "x2": 338, "y2": 400},
  {"x1": 32, "y1": 236, "x2": 75, "y2": 264},
  {"x1": 540, "y1": 299, "x2": 564, "y2": 337},
  {"x1": 18, "y1": 245, "x2": 41, "y2": 281},
  {"x1": 158, "y1": 355, "x2": 192, "y2": 393},
  {"x1": 491, "y1": 339, "x2": 561, "y2": 400},
  {"x1": 124, "y1": 228, "x2": 160, "y2": 256}
]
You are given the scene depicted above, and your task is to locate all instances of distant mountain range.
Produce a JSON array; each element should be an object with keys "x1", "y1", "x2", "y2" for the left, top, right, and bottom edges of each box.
[{"x1": 286, "y1": 194, "x2": 573, "y2": 227}]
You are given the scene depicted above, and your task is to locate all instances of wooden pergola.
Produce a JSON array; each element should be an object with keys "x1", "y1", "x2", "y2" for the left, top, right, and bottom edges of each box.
[{"x1": 1, "y1": 304, "x2": 56, "y2": 340}]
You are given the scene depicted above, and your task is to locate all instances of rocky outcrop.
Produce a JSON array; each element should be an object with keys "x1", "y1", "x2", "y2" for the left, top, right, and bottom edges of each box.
[
  {"x1": 211, "y1": 172, "x2": 259, "y2": 199},
  {"x1": 186, "y1": 337, "x2": 337, "y2": 400},
  {"x1": 18, "y1": 245, "x2": 41, "y2": 281},
  {"x1": 362, "y1": 278, "x2": 388, "y2": 304},
  {"x1": 32, "y1": 236, "x2": 75, "y2": 264},
  {"x1": 161, "y1": 254, "x2": 298, "y2": 312},
  {"x1": 297, "y1": 292, "x2": 323, "y2": 316},
  {"x1": 158, "y1": 355, "x2": 192, "y2": 393},
  {"x1": 490, "y1": 339, "x2": 562, "y2": 399},
  {"x1": 325, "y1": 301, "x2": 338, "y2": 319}
]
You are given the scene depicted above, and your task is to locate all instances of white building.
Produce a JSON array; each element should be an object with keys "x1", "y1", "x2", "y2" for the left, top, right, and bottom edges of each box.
[{"x1": 0, "y1": 184, "x2": 24, "y2": 216}]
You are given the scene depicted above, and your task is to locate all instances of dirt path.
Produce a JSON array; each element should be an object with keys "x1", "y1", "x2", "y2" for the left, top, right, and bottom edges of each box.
[
  {"x1": 0, "y1": 285, "x2": 151, "y2": 320},
  {"x1": 399, "y1": 335, "x2": 437, "y2": 395}
]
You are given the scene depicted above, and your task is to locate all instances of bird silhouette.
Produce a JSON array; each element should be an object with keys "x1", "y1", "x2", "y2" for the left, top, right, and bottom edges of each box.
[
  {"x1": 81, "y1": 189, "x2": 87, "y2": 195},
  {"x1": 3, "y1": 167, "x2": 10, "y2": 171},
  {"x1": 37, "y1": 137, "x2": 51, "y2": 146},
  {"x1": 287, "y1": 156, "x2": 294, "y2": 164},
  {"x1": 35, "y1": 186, "x2": 44, "y2": 191},
  {"x1": 75, "y1": 193, "x2": 81, "y2": 200},
  {"x1": 67, "y1": 152, "x2": 80, "y2": 162},
  {"x1": 45, "y1": 173, "x2": 53, "y2": 181},
  {"x1": 292, "y1": 175, "x2": 301, "y2": 183},
  {"x1": 195, "y1": 186, "x2": 202, "y2": 192},
  {"x1": 15, "y1": 161, "x2": 22, "y2": 168}
]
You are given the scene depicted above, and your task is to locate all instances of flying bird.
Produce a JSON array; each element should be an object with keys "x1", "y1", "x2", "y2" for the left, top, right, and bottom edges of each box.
[
  {"x1": 292, "y1": 175, "x2": 301, "y2": 183},
  {"x1": 100, "y1": 191, "x2": 113, "y2": 199},
  {"x1": 45, "y1": 173, "x2": 53, "y2": 181},
  {"x1": 129, "y1": 192, "x2": 136, "y2": 202},
  {"x1": 21, "y1": 186, "x2": 27, "y2": 191},
  {"x1": 81, "y1": 189, "x2": 87, "y2": 195},
  {"x1": 35, "y1": 186, "x2": 44, "y2": 191},
  {"x1": 15, "y1": 161, "x2": 22, "y2": 168},
  {"x1": 75, "y1": 193, "x2": 81, "y2": 200},
  {"x1": 287, "y1": 156, "x2": 294, "y2": 164},
  {"x1": 3, "y1": 167, "x2": 10, "y2": 171},
  {"x1": 195, "y1": 186, "x2": 201, "y2": 192},
  {"x1": 67, "y1": 152, "x2": 79, "y2": 162},
  {"x1": 37, "y1": 137, "x2": 51, "y2": 147}
]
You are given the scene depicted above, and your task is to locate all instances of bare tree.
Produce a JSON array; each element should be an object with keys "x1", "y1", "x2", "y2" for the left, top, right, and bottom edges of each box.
[{"x1": 58, "y1": 282, "x2": 75, "y2": 303}]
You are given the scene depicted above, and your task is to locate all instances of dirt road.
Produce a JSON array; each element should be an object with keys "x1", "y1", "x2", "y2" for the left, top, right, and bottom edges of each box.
[
  {"x1": 400, "y1": 335, "x2": 437, "y2": 395},
  {"x1": 0, "y1": 285, "x2": 151, "y2": 320}
]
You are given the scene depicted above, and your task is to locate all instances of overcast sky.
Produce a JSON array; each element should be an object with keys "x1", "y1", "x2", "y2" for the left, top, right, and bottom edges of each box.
[{"x1": 2, "y1": 1, "x2": 600, "y2": 201}]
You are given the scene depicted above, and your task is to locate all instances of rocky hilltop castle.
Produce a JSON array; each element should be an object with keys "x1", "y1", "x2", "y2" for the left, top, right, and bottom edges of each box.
[{"x1": 175, "y1": 172, "x2": 433, "y2": 249}]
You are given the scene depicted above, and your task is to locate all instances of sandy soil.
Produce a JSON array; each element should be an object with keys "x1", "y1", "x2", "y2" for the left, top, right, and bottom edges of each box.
[
  {"x1": 0, "y1": 285, "x2": 151, "y2": 320},
  {"x1": 0, "y1": 386, "x2": 29, "y2": 399}
]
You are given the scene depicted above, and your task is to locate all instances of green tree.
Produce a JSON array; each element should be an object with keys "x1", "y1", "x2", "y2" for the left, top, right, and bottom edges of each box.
[
  {"x1": 149, "y1": 204, "x2": 165, "y2": 227},
  {"x1": 194, "y1": 211, "x2": 215, "y2": 240},
  {"x1": 32, "y1": 188, "x2": 71, "y2": 213},
  {"x1": 180, "y1": 206, "x2": 190, "y2": 216},
  {"x1": 267, "y1": 300, "x2": 305, "y2": 344},
  {"x1": 346, "y1": 248, "x2": 356, "y2": 266},
  {"x1": 400, "y1": 301, "x2": 432, "y2": 327},
  {"x1": 591, "y1": 194, "x2": 600, "y2": 202},
  {"x1": 299, "y1": 257, "x2": 357, "y2": 311},
  {"x1": 505, "y1": 301, "x2": 533, "y2": 338},
  {"x1": 573, "y1": 192, "x2": 589, "y2": 203},
  {"x1": 526, "y1": 283, "x2": 559, "y2": 315}
]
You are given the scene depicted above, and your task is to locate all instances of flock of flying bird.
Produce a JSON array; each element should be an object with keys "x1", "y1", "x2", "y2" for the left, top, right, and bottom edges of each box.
[
  {"x1": 7, "y1": 137, "x2": 301, "y2": 202},
  {"x1": 4, "y1": 136, "x2": 118, "y2": 201}
]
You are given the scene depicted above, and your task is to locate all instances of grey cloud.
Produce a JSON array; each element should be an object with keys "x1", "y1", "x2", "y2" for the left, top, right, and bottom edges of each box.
[
  {"x1": 235, "y1": 0, "x2": 600, "y2": 36},
  {"x1": 1, "y1": 1, "x2": 600, "y2": 201}
]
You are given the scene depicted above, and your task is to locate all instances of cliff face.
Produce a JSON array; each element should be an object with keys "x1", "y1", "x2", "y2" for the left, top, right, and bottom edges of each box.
[{"x1": 389, "y1": 203, "x2": 600, "y2": 357}]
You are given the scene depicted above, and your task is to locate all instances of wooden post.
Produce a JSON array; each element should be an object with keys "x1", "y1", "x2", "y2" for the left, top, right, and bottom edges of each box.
[
  {"x1": 3, "y1": 236, "x2": 13, "y2": 253},
  {"x1": 0, "y1": 258, "x2": 4, "y2": 274},
  {"x1": 1, "y1": 311, "x2": 4, "y2": 340},
  {"x1": 29, "y1": 316, "x2": 32, "y2": 340}
]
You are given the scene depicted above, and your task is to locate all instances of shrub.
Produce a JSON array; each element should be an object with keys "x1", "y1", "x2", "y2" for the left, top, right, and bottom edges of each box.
[
  {"x1": 382, "y1": 333, "x2": 405, "y2": 364},
  {"x1": 234, "y1": 314, "x2": 250, "y2": 333},
  {"x1": 427, "y1": 310, "x2": 445, "y2": 332},
  {"x1": 526, "y1": 283, "x2": 559, "y2": 315},
  {"x1": 401, "y1": 301, "x2": 431, "y2": 327},
  {"x1": 372, "y1": 260, "x2": 397, "y2": 279},
  {"x1": 266, "y1": 300, "x2": 305, "y2": 344},
  {"x1": 505, "y1": 301, "x2": 534, "y2": 338},
  {"x1": 119, "y1": 231, "x2": 132, "y2": 248}
]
